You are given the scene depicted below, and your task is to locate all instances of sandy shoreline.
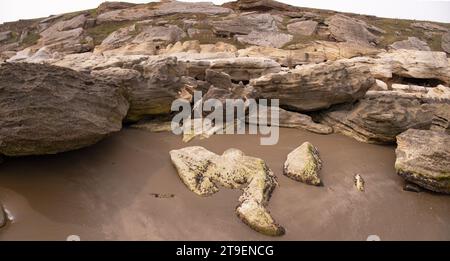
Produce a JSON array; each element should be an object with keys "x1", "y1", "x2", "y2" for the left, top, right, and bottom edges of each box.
[{"x1": 0, "y1": 128, "x2": 449, "y2": 240}]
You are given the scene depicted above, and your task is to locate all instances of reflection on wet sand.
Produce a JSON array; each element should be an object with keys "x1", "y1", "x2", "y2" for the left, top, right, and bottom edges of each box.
[{"x1": 0, "y1": 128, "x2": 449, "y2": 240}]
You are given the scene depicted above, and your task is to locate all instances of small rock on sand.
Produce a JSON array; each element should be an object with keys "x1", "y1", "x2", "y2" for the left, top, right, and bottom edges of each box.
[
  {"x1": 354, "y1": 174, "x2": 365, "y2": 192},
  {"x1": 283, "y1": 142, "x2": 323, "y2": 186}
]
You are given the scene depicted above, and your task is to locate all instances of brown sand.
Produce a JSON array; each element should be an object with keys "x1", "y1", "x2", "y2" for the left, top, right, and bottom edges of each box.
[{"x1": 0, "y1": 128, "x2": 449, "y2": 240}]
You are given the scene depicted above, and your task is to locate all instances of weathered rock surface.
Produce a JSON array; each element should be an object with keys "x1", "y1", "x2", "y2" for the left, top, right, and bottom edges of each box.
[
  {"x1": 283, "y1": 142, "x2": 323, "y2": 186},
  {"x1": 236, "y1": 31, "x2": 293, "y2": 48},
  {"x1": 325, "y1": 14, "x2": 384, "y2": 46},
  {"x1": 250, "y1": 59, "x2": 375, "y2": 111},
  {"x1": 163, "y1": 40, "x2": 237, "y2": 55},
  {"x1": 170, "y1": 146, "x2": 285, "y2": 236},
  {"x1": 95, "y1": 24, "x2": 186, "y2": 55},
  {"x1": 411, "y1": 22, "x2": 448, "y2": 32},
  {"x1": 287, "y1": 20, "x2": 318, "y2": 36},
  {"x1": 238, "y1": 41, "x2": 380, "y2": 67},
  {"x1": 91, "y1": 56, "x2": 187, "y2": 121},
  {"x1": 97, "y1": 1, "x2": 232, "y2": 23},
  {"x1": 247, "y1": 106, "x2": 333, "y2": 134},
  {"x1": 389, "y1": 37, "x2": 431, "y2": 51},
  {"x1": 37, "y1": 14, "x2": 93, "y2": 54},
  {"x1": 395, "y1": 129, "x2": 450, "y2": 194},
  {"x1": 0, "y1": 62, "x2": 129, "y2": 156},
  {"x1": 442, "y1": 32, "x2": 450, "y2": 54},
  {"x1": 0, "y1": 31, "x2": 12, "y2": 43},
  {"x1": 212, "y1": 13, "x2": 279, "y2": 36},
  {"x1": 353, "y1": 50, "x2": 450, "y2": 85},
  {"x1": 235, "y1": 0, "x2": 297, "y2": 12},
  {"x1": 181, "y1": 56, "x2": 282, "y2": 82},
  {"x1": 96, "y1": 1, "x2": 137, "y2": 14},
  {"x1": 321, "y1": 96, "x2": 447, "y2": 144},
  {"x1": 156, "y1": 1, "x2": 233, "y2": 16},
  {"x1": 365, "y1": 84, "x2": 450, "y2": 102}
]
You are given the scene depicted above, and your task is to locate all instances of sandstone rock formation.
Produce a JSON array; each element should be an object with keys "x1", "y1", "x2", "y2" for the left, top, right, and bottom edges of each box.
[
  {"x1": 0, "y1": 62, "x2": 129, "y2": 156},
  {"x1": 325, "y1": 14, "x2": 384, "y2": 46},
  {"x1": 181, "y1": 56, "x2": 282, "y2": 82},
  {"x1": 235, "y1": 0, "x2": 297, "y2": 12},
  {"x1": 411, "y1": 22, "x2": 448, "y2": 32},
  {"x1": 95, "y1": 24, "x2": 186, "y2": 56},
  {"x1": 361, "y1": 50, "x2": 450, "y2": 85},
  {"x1": 442, "y1": 32, "x2": 450, "y2": 54},
  {"x1": 283, "y1": 142, "x2": 323, "y2": 186},
  {"x1": 170, "y1": 146, "x2": 285, "y2": 236},
  {"x1": 287, "y1": 20, "x2": 318, "y2": 36},
  {"x1": 250, "y1": 59, "x2": 375, "y2": 111},
  {"x1": 0, "y1": 31, "x2": 12, "y2": 43},
  {"x1": 389, "y1": 37, "x2": 431, "y2": 51},
  {"x1": 91, "y1": 56, "x2": 188, "y2": 121},
  {"x1": 212, "y1": 13, "x2": 279, "y2": 36},
  {"x1": 247, "y1": 106, "x2": 333, "y2": 134},
  {"x1": 236, "y1": 31, "x2": 293, "y2": 48},
  {"x1": 395, "y1": 129, "x2": 450, "y2": 194},
  {"x1": 321, "y1": 96, "x2": 447, "y2": 144},
  {"x1": 238, "y1": 42, "x2": 380, "y2": 67},
  {"x1": 97, "y1": 1, "x2": 232, "y2": 23}
]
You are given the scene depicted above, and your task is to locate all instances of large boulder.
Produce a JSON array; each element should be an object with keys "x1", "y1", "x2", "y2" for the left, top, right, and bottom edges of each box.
[
  {"x1": 250, "y1": 59, "x2": 374, "y2": 112},
  {"x1": 283, "y1": 142, "x2": 323, "y2": 186},
  {"x1": 91, "y1": 56, "x2": 187, "y2": 122},
  {"x1": 321, "y1": 96, "x2": 447, "y2": 144},
  {"x1": 362, "y1": 50, "x2": 450, "y2": 85},
  {"x1": 389, "y1": 37, "x2": 431, "y2": 51},
  {"x1": 170, "y1": 146, "x2": 285, "y2": 236},
  {"x1": 37, "y1": 14, "x2": 93, "y2": 54},
  {"x1": 395, "y1": 129, "x2": 450, "y2": 194},
  {"x1": 0, "y1": 62, "x2": 129, "y2": 156},
  {"x1": 287, "y1": 20, "x2": 318, "y2": 36},
  {"x1": 325, "y1": 14, "x2": 384, "y2": 46}
]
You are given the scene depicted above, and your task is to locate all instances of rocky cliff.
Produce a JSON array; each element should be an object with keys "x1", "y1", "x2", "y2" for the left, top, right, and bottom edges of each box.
[{"x1": 0, "y1": 0, "x2": 450, "y2": 233}]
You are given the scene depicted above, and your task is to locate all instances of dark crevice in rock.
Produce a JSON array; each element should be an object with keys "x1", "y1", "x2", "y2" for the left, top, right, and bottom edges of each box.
[{"x1": 390, "y1": 74, "x2": 447, "y2": 87}]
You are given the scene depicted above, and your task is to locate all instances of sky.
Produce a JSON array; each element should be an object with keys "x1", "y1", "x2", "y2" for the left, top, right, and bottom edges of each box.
[{"x1": 0, "y1": 0, "x2": 450, "y2": 24}]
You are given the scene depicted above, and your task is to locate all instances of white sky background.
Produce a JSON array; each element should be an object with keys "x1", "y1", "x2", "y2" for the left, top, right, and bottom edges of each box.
[{"x1": 0, "y1": 0, "x2": 449, "y2": 24}]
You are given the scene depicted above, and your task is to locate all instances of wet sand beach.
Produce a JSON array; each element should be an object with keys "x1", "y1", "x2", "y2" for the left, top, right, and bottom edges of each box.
[{"x1": 0, "y1": 128, "x2": 449, "y2": 240}]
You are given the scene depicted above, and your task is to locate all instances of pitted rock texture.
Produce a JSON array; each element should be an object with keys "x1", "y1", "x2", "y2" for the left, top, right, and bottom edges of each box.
[
  {"x1": 283, "y1": 142, "x2": 323, "y2": 186},
  {"x1": 395, "y1": 129, "x2": 450, "y2": 194},
  {"x1": 170, "y1": 146, "x2": 285, "y2": 236}
]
